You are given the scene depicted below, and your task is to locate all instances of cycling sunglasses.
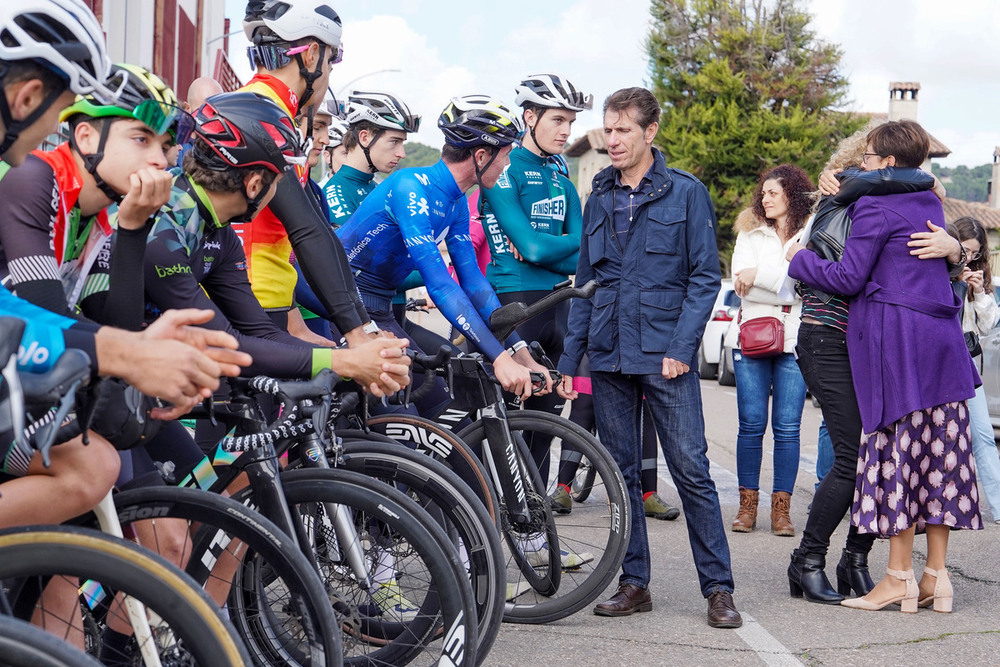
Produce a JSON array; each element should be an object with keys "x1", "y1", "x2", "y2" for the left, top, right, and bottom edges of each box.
[
  {"x1": 132, "y1": 100, "x2": 195, "y2": 144},
  {"x1": 247, "y1": 43, "x2": 343, "y2": 72}
]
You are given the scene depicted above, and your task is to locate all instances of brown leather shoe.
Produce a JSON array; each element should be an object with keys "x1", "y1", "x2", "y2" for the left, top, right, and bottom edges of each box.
[
  {"x1": 732, "y1": 487, "x2": 758, "y2": 532},
  {"x1": 770, "y1": 491, "x2": 794, "y2": 536},
  {"x1": 707, "y1": 591, "x2": 742, "y2": 628},
  {"x1": 593, "y1": 583, "x2": 652, "y2": 617}
]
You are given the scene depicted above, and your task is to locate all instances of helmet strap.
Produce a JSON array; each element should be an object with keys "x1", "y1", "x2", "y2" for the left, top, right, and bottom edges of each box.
[
  {"x1": 357, "y1": 127, "x2": 386, "y2": 173},
  {"x1": 473, "y1": 146, "x2": 499, "y2": 193},
  {"x1": 526, "y1": 107, "x2": 552, "y2": 158},
  {"x1": 293, "y1": 45, "x2": 326, "y2": 111},
  {"x1": 71, "y1": 120, "x2": 123, "y2": 203},
  {"x1": 232, "y1": 177, "x2": 268, "y2": 225},
  {"x1": 0, "y1": 85, "x2": 68, "y2": 157}
]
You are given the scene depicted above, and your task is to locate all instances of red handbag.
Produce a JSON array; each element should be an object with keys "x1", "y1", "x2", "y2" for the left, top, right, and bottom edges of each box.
[{"x1": 738, "y1": 309, "x2": 786, "y2": 359}]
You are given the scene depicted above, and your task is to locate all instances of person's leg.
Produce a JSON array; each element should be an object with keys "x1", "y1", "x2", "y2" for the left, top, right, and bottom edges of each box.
[
  {"x1": 844, "y1": 527, "x2": 916, "y2": 610},
  {"x1": 816, "y1": 421, "x2": 833, "y2": 490},
  {"x1": 640, "y1": 398, "x2": 681, "y2": 520},
  {"x1": 919, "y1": 524, "x2": 953, "y2": 610},
  {"x1": 0, "y1": 432, "x2": 120, "y2": 527},
  {"x1": 590, "y1": 371, "x2": 648, "y2": 589},
  {"x1": 966, "y1": 385, "x2": 1000, "y2": 522},
  {"x1": 770, "y1": 353, "x2": 806, "y2": 494},
  {"x1": 641, "y1": 371, "x2": 734, "y2": 596},
  {"x1": 733, "y1": 352, "x2": 769, "y2": 491}
]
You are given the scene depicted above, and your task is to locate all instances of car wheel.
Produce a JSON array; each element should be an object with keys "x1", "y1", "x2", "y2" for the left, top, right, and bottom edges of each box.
[
  {"x1": 698, "y1": 346, "x2": 717, "y2": 380},
  {"x1": 717, "y1": 343, "x2": 736, "y2": 386}
]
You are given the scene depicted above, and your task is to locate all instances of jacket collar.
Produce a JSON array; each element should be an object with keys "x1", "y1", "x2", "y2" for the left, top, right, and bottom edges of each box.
[{"x1": 591, "y1": 147, "x2": 672, "y2": 199}]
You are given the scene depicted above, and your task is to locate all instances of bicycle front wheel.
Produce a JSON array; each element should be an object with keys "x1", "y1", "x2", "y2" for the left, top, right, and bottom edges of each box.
[
  {"x1": 0, "y1": 615, "x2": 102, "y2": 667},
  {"x1": 0, "y1": 525, "x2": 251, "y2": 666},
  {"x1": 458, "y1": 410, "x2": 630, "y2": 623}
]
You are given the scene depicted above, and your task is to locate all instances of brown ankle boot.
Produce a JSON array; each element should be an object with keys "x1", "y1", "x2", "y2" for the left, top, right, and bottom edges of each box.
[
  {"x1": 771, "y1": 491, "x2": 794, "y2": 536},
  {"x1": 732, "y1": 488, "x2": 758, "y2": 532}
]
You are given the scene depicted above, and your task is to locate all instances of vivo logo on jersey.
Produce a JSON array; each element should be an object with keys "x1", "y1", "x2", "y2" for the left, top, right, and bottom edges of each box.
[
  {"x1": 408, "y1": 192, "x2": 430, "y2": 217},
  {"x1": 18, "y1": 341, "x2": 50, "y2": 367},
  {"x1": 530, "y1": 195, "x2": 566, "y2": 220}
]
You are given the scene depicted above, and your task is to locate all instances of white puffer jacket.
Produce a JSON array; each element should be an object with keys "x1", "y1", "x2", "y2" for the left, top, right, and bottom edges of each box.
[{"x1": 724, "y1": 212, "x2": 802, "y2": 354}]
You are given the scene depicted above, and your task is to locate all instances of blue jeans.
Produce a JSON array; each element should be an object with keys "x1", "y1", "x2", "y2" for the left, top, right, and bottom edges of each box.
[
  {"x1": 816, "y1": 421, "x2": 834, "y2": 490},
  {"x1": 590, "y1": 370, "x2": 734, "y2": 596},
  {"x1": 732, "y1": 351, "x2": 806, "y2": 494},
  {"x1": 968, "y1": 384, "x2": 1000, "y2": 520}
]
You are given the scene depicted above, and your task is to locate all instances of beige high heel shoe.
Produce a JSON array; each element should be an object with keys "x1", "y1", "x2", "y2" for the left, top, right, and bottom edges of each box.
[
  {"x1": 841, "y1": 567, "x2": 918, "y2": 613},
  {"x1": 918, "y1": 567, "x2": 953, "y2": 613}
]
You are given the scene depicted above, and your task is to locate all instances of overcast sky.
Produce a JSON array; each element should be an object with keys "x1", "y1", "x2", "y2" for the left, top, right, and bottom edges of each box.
[{"x1": 223, "y1": 0, "x2": 1000, "y2": 167}]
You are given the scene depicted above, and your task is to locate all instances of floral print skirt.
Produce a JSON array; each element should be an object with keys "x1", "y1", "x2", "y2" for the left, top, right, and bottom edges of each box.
[{"x1": 851, "y1": 401, "x2": 982, "y2": 537}]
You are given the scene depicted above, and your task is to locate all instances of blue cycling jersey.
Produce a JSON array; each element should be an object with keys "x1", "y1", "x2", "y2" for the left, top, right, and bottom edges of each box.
[
  {"x1": 0, "y1": 287, "x2": 83, "y2": 373},
  {"x1": 336, "y1": 160, "x2": 517, "y2": 360}
]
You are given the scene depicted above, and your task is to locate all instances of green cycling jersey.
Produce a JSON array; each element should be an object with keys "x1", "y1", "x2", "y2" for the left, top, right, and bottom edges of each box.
[
  {"x1": 480, "y1": 146, "x2": 582, "y2": 293},
  {"x1": 323, "y1": 164, "x2": 376, "y2": 227}
]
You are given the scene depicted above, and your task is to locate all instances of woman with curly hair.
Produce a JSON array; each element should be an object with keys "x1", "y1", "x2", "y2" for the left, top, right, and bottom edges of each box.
[
  {"x1": 728, "y1": 164, "x2": 814, "y2": 537},
  {"x1": 789, "y1": 120, "x2": 980, "y2": 614}
]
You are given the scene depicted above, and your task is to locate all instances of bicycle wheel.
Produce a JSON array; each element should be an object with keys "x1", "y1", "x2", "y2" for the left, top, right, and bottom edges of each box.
[
  {"x1": 110, "y1": 484, "x2": 343, "y2": 666},
  {"x1": 364, "y1": 414, "x2": 498, "y2": 519},
  {"x1": 458, "y1": 410, "x2": 630, "y2": 623},
  {"x1": 0, "y1": 615, "x2": 102, "y2": 667},
  {"x1": 337, "y1": 439, "x2": 504, "y2": 663},
  {"x1": 0, "y1": 525, "x2": 251, "y2": 666},
  {"x1": 233, "y1": 467, "x2": 478, "y2": 666},
  {"x1": 570, "y1": 455, "x2": 596, "y2": 503}
]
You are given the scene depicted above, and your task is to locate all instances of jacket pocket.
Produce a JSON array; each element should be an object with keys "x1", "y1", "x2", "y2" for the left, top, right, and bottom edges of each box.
[
  {"x1": 639, "y1": 289, "x2": 683, "y2": 352},
  {"x1": 645, "y1": 206, "x2": 686, "y2": 255},
  {"x1": 586, "y1": 217, "x2": 612, "y2": 269},
  {"x1": 588, "y1": 287, "x2": 618, "y2": 352}
]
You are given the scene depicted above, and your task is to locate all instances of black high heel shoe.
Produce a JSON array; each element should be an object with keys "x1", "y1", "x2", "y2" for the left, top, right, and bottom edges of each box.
[
  {"x1": 836, "y1": 548, "x2": 875, "y2": 597},
  {"x1": 788, "y1": 549, "x2": 844, "y2": 604}
]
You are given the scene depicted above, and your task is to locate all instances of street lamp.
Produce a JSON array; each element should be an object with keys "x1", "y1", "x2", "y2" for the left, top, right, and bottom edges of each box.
[{"x1": 336, "y1": 69, "x2": 401, "y2": 96}]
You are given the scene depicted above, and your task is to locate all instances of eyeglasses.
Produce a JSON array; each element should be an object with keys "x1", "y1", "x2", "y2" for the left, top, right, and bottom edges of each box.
[
  {"x1": 132, "y1": 100, "x2": 195, "y2": 144},
  {"x1": 963, "y1": 246, "x2": 983, "y2": 261},
  {"x1": 861, "y1": 152, "x2": 882, "y2": 163},
  {"x1": 247, "y1": 43, "x2": 342, "y2": 71}
]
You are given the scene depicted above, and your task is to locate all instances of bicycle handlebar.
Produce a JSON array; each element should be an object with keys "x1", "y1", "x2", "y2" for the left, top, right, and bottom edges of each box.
[{"x1": 488, "y1": 279, "x2": 599, "y2": 342}]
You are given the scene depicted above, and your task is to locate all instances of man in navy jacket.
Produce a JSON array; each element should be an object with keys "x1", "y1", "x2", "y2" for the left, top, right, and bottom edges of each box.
[{"x1": 558, "y1": 87, "x2": 741, "y2": 627}]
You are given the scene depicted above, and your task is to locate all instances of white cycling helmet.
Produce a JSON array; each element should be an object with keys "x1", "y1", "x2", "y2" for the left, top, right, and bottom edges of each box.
[
  {"x1": 346, "y1": 90, "x2": 420, "y2": 133},
  {"x1": 243, "y1": 0, "x2": 343, "y2": 48},
  {"x1": 0, "y1": 0, "x2": 120, "y2": 104},
  {"x1": 327, "y1": 116, "x2": 349, "y2": 147},
  {"x1": 514, "y1": 73, "x2": 592, "y2": 112}
]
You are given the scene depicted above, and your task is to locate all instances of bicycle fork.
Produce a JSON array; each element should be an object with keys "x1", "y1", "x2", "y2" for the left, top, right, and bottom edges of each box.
[{"x1": 479, "y1": 403, "x2": 533, "y2": 526}]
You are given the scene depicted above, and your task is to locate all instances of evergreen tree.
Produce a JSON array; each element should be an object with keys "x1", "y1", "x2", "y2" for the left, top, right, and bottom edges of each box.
[{"x1": 647, "y1": 0, "x2": 865, "y2": 259}]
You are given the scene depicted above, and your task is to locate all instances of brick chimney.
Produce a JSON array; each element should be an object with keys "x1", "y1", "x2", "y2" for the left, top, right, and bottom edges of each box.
[
  {"x1": 889, "y1": 82, "x2": 920, "y2": 121},
  {"x1": 991, "y1": 147, "x2": 1000, "y2": 209}
]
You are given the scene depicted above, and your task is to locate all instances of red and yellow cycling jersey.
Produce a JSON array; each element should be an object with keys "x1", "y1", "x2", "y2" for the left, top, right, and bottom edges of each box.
[{"x1": 231, "y1": 73, "x2": 307, "y2": 311}]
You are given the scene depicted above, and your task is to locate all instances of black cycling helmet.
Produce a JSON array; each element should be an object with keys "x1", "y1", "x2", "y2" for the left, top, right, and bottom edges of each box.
[
  {"x1": 189, "y1": 91, "x2": 305, "y2": 224},
  {"x1": 437, "y1": 95, "x2": 523, "y2": 150}
]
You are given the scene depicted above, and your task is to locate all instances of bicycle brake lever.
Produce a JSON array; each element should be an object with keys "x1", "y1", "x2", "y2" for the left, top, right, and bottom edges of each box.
[
  {"x1": 2, "y1": 354, "x2": 26, "y2": 453},
  {"x1": 34, "y1": 378, "x2": 84, "y2": 468}
]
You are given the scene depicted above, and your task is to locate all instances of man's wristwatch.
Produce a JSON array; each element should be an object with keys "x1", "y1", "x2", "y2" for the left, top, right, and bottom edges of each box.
[{"x1": 362, "y1": 321, "x2": 380, "y2": 336}]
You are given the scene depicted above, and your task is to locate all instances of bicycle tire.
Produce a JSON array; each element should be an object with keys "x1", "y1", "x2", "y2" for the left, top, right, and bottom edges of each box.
[
  {"x1": 364, "y1": 414, "x2": 498, "y2": 520},
  {"x1": 0, "y1": 525, "x2": 251, "y2": 666},
  {"x1": 234, "y1": 467, "x2": 478, "y2": 666},
  {"x1": 110, "y1": 484, "x2": 344, "y2": 667},
  {"x1": 0, "y1": 615, "x2": 102, "y2": 667},
  {"x1": 570, "y1": 455, "x2": 597, "y2": 503},
  {"x1": 337, "y1": 439, "x2": 504, "y2": 663},
  {"x1": 458, "y1": 410, "x2": 630, "y2": 624}
]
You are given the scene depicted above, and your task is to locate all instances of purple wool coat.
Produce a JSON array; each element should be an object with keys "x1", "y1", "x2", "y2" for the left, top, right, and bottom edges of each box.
[{"x1": 789, "y1": 190, "x2": 978, "y2": 433}]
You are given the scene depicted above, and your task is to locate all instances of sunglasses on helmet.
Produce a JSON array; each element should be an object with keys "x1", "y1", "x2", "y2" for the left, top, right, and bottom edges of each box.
[
  {"x1": 132, "y1": 100, "x2": 195, "y2": 144},
  {"x1": 247, "y1": 43, "x2": 343, "y2": 72}
]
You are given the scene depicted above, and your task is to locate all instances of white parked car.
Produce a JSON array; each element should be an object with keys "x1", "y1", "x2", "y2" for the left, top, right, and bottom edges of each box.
[{"x1": 697, "y1": 279, "x2": 740, "y2": 381}]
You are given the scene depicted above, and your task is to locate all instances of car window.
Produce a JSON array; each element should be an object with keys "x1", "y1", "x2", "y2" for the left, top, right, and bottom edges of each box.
[{"x1": 724, "y1": 291, "x2": 741, "y2": 308}]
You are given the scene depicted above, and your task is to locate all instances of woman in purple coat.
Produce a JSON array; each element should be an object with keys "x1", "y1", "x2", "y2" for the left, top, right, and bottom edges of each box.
[{"x1": 787, "y1": 120, "x2": 981, "y2": 614}]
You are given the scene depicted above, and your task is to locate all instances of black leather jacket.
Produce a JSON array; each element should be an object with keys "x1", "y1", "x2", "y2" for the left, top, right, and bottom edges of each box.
[{"x1": 804, "y1": 166, "x2": 935, "y2": 303}]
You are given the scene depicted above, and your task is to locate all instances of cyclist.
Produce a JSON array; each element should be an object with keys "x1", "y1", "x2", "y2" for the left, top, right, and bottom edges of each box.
[
  {"x1": 143, "y1": 91, "x2": 409, "y2": 398},
  {"x1": 323, "y1": 90, "x2": 418, "y2": 226},
  {"x1": 238, "y1": 0, "x2": 375, "y2": 345},
  {"x1": 0, "y1": 2, "x2": 249, "y2": 527},
  {"x1": 321, "y1": 114, "x2": 350, "y2": 182},
  {"x1": 337, "y1": 94, "x2": 552, "y2": 410}
]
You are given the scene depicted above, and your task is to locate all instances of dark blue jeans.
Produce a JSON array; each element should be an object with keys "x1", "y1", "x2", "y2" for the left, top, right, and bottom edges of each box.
[
  {"x1": 591, "y1": 370, "x2": 734, "y2": 596},
  {"x1": 732, "y1": 351, "x2": 806, "y2": 494}
]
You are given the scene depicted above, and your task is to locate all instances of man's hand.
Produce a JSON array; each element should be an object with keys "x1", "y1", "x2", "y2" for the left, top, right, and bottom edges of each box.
[
  {"x1": 817, "y1": 169, "x2": 842, "y2": 196},
  {"x1": 908, "y1": 221, "x2": 961, "y2": 261},
  {"x1": 557, "y1": 374, "x2": 578, "y2": 401},
  {"x1": 140, "y1": 309, "x2": 251, "y2": 379},
  {"x1": 512, "y1": 346, "x2": 553, "y2": 395},
  {"x1": 786, "y1": 241, "x2": 806, "y2": 262},
  {"x1": 492, "y1": 352, "x2": 534, "y2": 401},
  {"x1": 116, "y1": 167, "x2": 173, "y2": 231},
  {"x1": 931, "y1": 175, "x2": 947, "y2": 202},
  {"x1": 333, "y1": 337, "x2": 411, "y2": 397},
  {"x1": 961, "y1": 268, "x2": 985, "y2": 294},
  {"x1": 661, "y1": 357, "x2": 690, "y2": 380},
  {"x1": 344, "y1": 324, "x2": 378, "y2": 347},
  {"x1": 733, "y1": 267, "x2": 757, "y2": 298},
  {"x1": 506, "y1": 236, "x2": 524, "y2": 262}
]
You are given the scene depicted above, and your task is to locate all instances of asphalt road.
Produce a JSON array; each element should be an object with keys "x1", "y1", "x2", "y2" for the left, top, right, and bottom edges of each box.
[{"x1": 487, "y1": 378, "x2": 1000, "y2": 666}]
